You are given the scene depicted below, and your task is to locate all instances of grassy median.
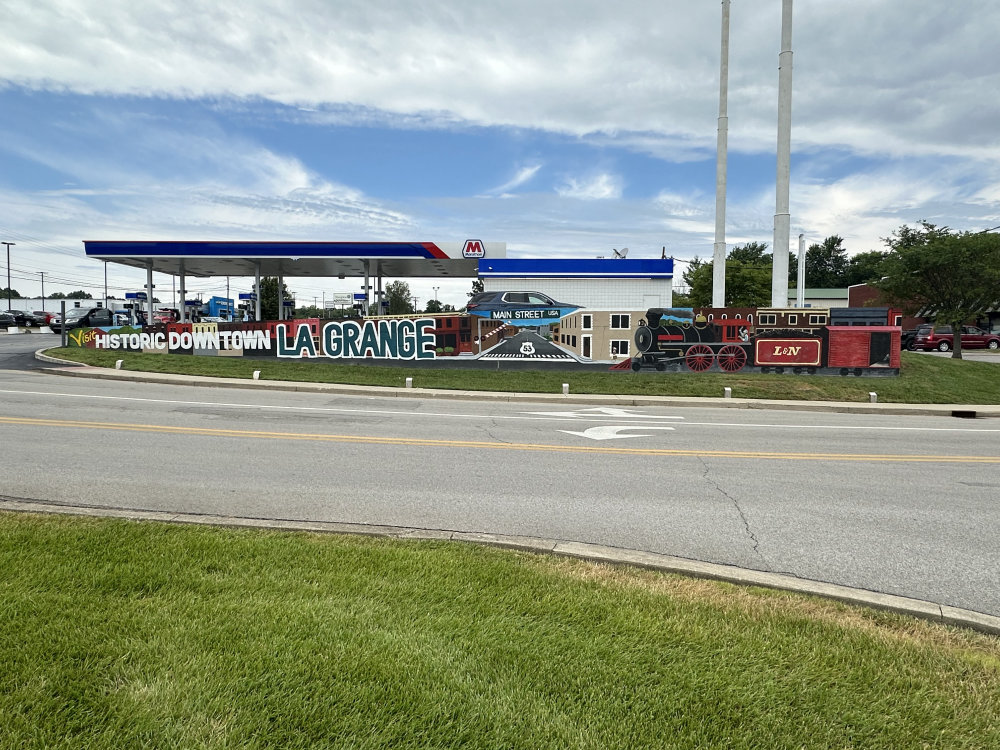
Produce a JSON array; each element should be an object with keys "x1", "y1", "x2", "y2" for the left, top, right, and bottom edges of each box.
[
  {"x1": 1, "y1": 513, "x2": 998, "y2": 749},
  {"x1": 46, "y1": 347, "x2": 1000, "y2": 404}
]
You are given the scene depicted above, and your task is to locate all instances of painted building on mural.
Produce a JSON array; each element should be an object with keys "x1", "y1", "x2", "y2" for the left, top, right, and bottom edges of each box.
[
  {"x1": 478, "y1": 258, "x2": 674, "y2": 362},
  {"x1": 364, "y1": 313, "x2": 507, "y2": 355}
]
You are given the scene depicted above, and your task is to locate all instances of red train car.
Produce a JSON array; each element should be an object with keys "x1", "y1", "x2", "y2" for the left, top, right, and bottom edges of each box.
[{"x1": 630, "y1": 308, "x2": 901, "y2": 377}]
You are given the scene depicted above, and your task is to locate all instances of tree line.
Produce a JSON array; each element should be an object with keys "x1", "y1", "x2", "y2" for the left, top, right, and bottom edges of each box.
[
  {"x1": 675, "y1": 222, "x2": 1000, "y2": 359},
  {"x1": 675, "y1": 236, "x2": 889, "y2": 308}
]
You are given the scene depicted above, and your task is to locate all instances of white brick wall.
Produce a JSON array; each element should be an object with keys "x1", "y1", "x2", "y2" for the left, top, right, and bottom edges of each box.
[{"x1": 483, "y1": 278, "x2": 672, "y2": 311}]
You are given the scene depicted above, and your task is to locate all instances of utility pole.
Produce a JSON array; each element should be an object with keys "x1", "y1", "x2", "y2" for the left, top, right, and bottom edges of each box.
[
  {"x1": 40, "y1": 272, "x2": 45, "y2": 310},
  {"x1": 2, "y1": 242, "x2": 14, "y2": 310},
  {"x1": 796, "y1": 234, "x2": 806, "y2": 308},
  {"x1": 772, "y1": 0, "x2": 794, "y2": 306},
  {"x1": 713, "y1": 0, "x2": 731, "y2": 308},
  {"x1": 104, "y1": 260, "x2": 108, "y2": 309}
]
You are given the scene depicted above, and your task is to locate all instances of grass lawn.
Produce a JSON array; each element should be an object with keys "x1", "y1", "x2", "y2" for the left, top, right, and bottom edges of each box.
[
  {"x1": 1, "y1": 513, "x2": 998, "y2": 749},
  {"x1": 46, "y1": 347, "x2": 1000, "y2": 404}
]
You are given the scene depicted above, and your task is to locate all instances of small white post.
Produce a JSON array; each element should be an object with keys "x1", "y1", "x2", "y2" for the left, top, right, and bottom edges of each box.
[
  {"x1": 562, "y1": 383, "x2": 569, "y2": 395},
  {"x1": 405, "y1": 377, "x2": 413, "y2": 389},
  {"x1": 869, "y1": 392, "x2": 877, "y2": 403},
  {"x1": 252, "y1": 370, "x2": 261, "y2": 380},
  {"x1": 724, "y1": 386, "x2": 732, "y2": 399},
  {"x1": 115, "y1": 359, "x2": 124, "y2": 370}
]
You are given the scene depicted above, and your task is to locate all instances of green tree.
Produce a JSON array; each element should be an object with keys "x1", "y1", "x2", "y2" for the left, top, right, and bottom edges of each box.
[
  {"x1": 384, "y1": 280, "x2": 414, "y2": 315},
  {"x1": 682, "y1": 242, "x2": 776, "y2": 307},
  {"x1": 843, "y1": 250, "x2": 889, "y2": 287},
  {"x1": 66, "y1": 290, "x2": 93, "y2": 299},
  {"x1": 259, "y1": 277, "x2": 292, "y2": 320},
  {"x1": 425, "y1": 299, "x2": 444, "y2": 314},
  {"x1": 468, "y1": 278, "x2": 484, "y2": 298},
  {"x1": 874, "y1": 222, "x2": 1000, "y2": 359},
  {"x1": 1, "y1": 287, "x2": 21, "y2": 299},
  {"x1": 804, "y1": 236, "x2": 849, "y2": 288},
  {"x1": 48, "y1": 292, "x2": 66, "y2": 299}
]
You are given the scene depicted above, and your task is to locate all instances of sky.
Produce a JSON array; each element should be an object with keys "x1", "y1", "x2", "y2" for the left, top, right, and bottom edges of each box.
[{"x1": 2, "y1": 0, "x2": 999, "y2": 311}]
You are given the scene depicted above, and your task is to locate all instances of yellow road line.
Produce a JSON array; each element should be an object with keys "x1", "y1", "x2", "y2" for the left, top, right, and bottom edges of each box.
[{"x1": 2, "y1": 415, "x2": 997, "y2": 463}]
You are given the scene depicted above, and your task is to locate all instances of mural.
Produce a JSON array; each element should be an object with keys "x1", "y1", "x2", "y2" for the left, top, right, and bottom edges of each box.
[
  {"x1": 465, "y1": 291, "x2": 581, "y2": 327},
  {"x1": 627, "y1": 307, "x2": 900, "y2": 376},
  {"x1": 72, "y1": 319, "x2": 438, "y2": 361},
  {"x1": 63, "y1": 304, "x2": 902, "y2": 376}
]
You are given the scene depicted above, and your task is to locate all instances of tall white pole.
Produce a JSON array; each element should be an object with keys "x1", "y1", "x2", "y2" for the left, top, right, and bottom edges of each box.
[
  {"x1": 712, "y1": 0, "x2": 731, "y2": 308},
  {"x1": 254, "y1": 262, "x2": 261, "y2": 321},
  {"x1": 772, "y1": 0, "x2": 794, "y2": 306},
  {"x1": 796, "y1": 233, "x2": 805, "y2": 308}
]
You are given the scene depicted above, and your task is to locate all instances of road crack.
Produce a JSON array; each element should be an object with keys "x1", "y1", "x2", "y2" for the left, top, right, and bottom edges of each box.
[{"x1": 697, "y1": 457, "x2": 767, "y2": 566}]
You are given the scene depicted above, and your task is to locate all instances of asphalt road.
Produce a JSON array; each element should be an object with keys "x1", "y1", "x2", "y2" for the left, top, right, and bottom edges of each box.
[{"x1": 2, "y1": 332, "x2": 999, "y2": 617}]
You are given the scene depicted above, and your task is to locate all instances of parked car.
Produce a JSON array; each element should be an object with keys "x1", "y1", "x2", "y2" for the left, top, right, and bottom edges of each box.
[
  {"x1": 8, "y1": 309, "x2": 34, "y2": 326},
  {"x1": 31, "y1": 310, "x2": 55, "y2": 325},
  {"x1": 49, "y1": 306, "x2": 118, "y2": 333},
  {"x1": 152, "y1": 308, "x2": 180, "y2": 323},
  {"x1": 0, "y1": 311, "x2": 15, "y2": 328},
  {"x1": 911, "y1": 324, "x2": 1000, "y2": 351}
]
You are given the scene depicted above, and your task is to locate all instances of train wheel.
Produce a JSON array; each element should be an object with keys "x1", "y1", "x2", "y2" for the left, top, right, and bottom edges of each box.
[
  {"x1": 717, "y1": 345, "x2": 747, "y2": 373},
  {"x1": 631, "y1": 358, "x2": 642, "y2": 372},
  {"x1": 635, "y1": 326, "x2": 654, "y2": 353},
  {"x1": 685, "y1": 344, "x2": 713, "y2": 372}
]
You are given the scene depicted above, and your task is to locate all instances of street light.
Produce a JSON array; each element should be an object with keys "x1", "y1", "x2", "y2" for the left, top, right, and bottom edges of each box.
[
  {"x1": 433, "y1": 286, "x2": 439, "y2": 301},
  {"x1": 2, "y1": 241, "x2": 14, "y2": 311}
]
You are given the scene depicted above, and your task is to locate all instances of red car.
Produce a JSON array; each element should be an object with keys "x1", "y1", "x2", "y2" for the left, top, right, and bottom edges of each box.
[
  {"x1": 911, "y1": 325, "x2": 1000, "y2": 351},
  {"x1": 152, "y1": 308, "x2": 180, "y2": 323}
]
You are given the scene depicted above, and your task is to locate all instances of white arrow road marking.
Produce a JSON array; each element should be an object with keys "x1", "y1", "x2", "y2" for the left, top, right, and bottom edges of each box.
[
  {"x1": 559, "y1": 425, "x2": 677, "y2": 441},
  {"x1": 526, "y1": 407, "x2": 684, "y2": 420}
]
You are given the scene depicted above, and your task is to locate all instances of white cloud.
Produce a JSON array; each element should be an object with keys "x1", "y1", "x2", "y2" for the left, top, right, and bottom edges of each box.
[
  {"x1": 3, "y1": 0, "x2": 997, "y2": 160},
  {"x1": 3, "y1": 0, "x2": 1000, "y2": 307},
  {"x1": 557, "y1": 173, "x2": 623, "y2": 200},
  {"x1": 486, "y1": 164, "x2": 542, "y2": 196}
]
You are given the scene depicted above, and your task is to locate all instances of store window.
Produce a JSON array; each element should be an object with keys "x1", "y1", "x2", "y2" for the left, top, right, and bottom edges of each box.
[
  {"x1": 610, "y1": 340, "x2": 630, "y2": 356},
  {"x1": 610, "y1": 314, "x2": 630, "y2": 329},
  {"x1": 582, "y1": 314, "x2": 592, "y2": 330}
]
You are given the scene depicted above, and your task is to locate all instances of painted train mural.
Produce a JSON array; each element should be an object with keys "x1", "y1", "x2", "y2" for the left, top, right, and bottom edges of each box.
[
  {"x1": 626, "y1": 306, "x2": 901, "y2": 376},
  {"x1": 63, "y1": 303, "x2": 902, "y2": 377}
]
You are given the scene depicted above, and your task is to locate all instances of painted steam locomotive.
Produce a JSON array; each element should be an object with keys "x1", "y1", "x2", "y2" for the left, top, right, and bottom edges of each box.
[{"x1": 628, "y1": 307, "x2": 901, "y2": 376}]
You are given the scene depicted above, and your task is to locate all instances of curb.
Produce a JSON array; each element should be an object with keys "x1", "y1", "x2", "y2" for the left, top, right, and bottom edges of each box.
[
  {"x1": 3, "y1": 497, "x2": 998, "y2": 636},
  {"x1": 33, "y1": 351, "x2": 1000, "y2": 417}
]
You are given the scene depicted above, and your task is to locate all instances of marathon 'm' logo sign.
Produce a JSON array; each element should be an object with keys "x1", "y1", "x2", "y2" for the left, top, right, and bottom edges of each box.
[{"x1": 462, "y1": 239, "x2": 486, "y2": 258}]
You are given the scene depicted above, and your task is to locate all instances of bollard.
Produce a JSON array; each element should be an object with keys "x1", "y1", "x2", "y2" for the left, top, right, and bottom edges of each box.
[
  {"x1": 252, "y1": 370, "x2": 261, "y2": 380},
  {"x1": 115, "y1": 359, "x2": 124, "y2": 370},
  {"x1": 562, "y1": 383, "x2": 569, "y2": 395},
  {"x1": 405, "y1": 377, "x2": 413, "y2": 388},
  {"x1": 869, "y1": 392, "x2": 877, "y2": 403},
  {"x1": 724, "y1": 386, "x2": 732, "y2": 399}
]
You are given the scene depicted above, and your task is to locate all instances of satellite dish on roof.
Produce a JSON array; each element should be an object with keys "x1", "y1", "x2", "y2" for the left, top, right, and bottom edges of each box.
[{"x1": 613, "y1": 247, "x2": 629, "y2": 258}]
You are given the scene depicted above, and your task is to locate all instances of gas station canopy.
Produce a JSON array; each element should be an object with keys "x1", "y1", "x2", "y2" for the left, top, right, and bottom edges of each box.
[{"x1": 82, "y1": 240, "x2": 505, "y2": 279}]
